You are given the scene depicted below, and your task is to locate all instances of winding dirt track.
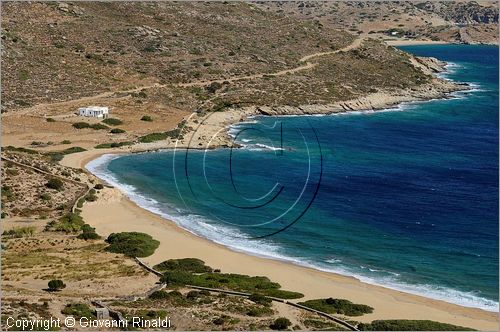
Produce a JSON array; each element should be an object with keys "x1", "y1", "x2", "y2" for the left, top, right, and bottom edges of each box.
[{"x1": 5, "y1": 37, "x2": 364, "y2": 117}]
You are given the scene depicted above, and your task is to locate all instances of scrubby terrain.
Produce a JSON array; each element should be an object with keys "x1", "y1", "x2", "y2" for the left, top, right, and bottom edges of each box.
[
  {"x1": 1, "y1": 2, "x2": 494, "y2": 331},
  {"x1": 257, "y1": 1, "x2": 498, "y2": 44}
]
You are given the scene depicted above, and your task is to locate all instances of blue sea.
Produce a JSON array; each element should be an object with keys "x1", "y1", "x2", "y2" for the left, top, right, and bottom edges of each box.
[{"x1": 88, "y1": 45, "x2": 499, "y2": 311}]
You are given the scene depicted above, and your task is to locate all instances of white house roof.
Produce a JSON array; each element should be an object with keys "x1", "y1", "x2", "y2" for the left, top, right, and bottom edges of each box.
[{"x1": 79, "y1": 106, "x2": 108, "y2": 111}]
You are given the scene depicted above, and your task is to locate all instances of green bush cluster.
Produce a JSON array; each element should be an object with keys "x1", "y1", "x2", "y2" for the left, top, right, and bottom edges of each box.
[
  {"x1": 61, "y1": 303, "x2": 95, "y2": 319},
  {"x1": 270, "y1": 317, "x2": 291, "y2": 330},
  {"x1": 45, "y1": 146, "x2": 86, "y2": 163},
  {"x1": 84, "y1": 193, "x2": 97, "y2": 202},
  {"x1": 140, "y1": 115, "x2": 153, "y2": 122},
  {"x1": 105, "y1": 232, "x2": 160, "y2": 257},
  {"x1": 4, "y1": 146, "x2": 38, "y2": 154},
  {"x1": 147, "y1": 290, "x2": 194, "y2": 307},
  {"x1": 298, "y1": 298, "x2": 373, "y2": 316},
  {"x1": 154, "y1": 258, "x2": 213, "y2": 273},
  {"x1": 94, "y1": 184, "x2": 104, "y2": 190},
  {"x1": 138, "y1": 132, "x2": 168, "y2": 143},
  {"x1": 95, "y1": 141, "x2": 134, "y2": 149},
  {"x1": 50, "y1": 212, "x2": 85, "y2": 233},
  {"x1": 72, "y1": 122, "x2": 109, "y2": 130},
  {"x1": 61, "y1": 147, "x2": 86, "y2": 154},
  {"x1": 149, "y1": 290, "x2": 170, "y2": 300},
  {"x1": 358, "y1": 320, "x2": 475, "y2": 331},
  {"x1": 3, "y1": 226, "x2": 36, "y2": 238},
  {"x1": 249, "y1": 293, "x2": 272, "y2": 306},
  {"x1": 246, "y1": 306, "x2": 273, "y2": 317},
  {"x1": 77, "y1": 224, "x2": 100, "y2": 240},
  {"x1": 132, "y1": 309, "x2": 168, "y2": 321},
  {"x1": 46, "y1": 178, "x2": 64, "y2": 191},
  {"x1": 76, "y1": 197, "x2": 85, "y2": 208},
  {"x1": 160, "y1": 267, "x2": 303, "y2": 299},
  {"x1": 40, "y1": 193, "x2": 51, "y2": 201},
  {"x1": 102, "y1": 118, "x2": 123, "y2": 126},
  {"x1": 138, "y1": 128, "x2": 184, "y2": 143},
  {"x1": 110, "y1": 128, "x2": 126, "y2": 134},
  {"x1": 48, "y1": 279, "x2": 66, "y2": 292}
]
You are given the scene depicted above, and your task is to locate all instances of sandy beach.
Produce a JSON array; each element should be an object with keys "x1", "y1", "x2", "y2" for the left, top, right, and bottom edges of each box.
[
  {"x1": 385, "y1": 39, "x2": 451, "y2": 46},
  {"x1": 68, "y1": 148, "x2": 499, "y2": 331}
]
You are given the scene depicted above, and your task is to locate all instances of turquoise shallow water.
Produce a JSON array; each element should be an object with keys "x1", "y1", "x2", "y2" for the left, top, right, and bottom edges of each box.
[{"x1": 88, "y1": 45, "x2": 499, "y2": 311}]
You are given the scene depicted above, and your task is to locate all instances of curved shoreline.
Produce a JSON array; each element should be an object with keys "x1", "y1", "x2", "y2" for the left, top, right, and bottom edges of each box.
[
  {"x1": 58, "y1": 52, "x2": 499, "y2": 329},
  {"x1": 85, "y1": 150, "x2": 499, "y2": 313},
  {"x1": 61, "y1": 101, "x2": 499, "y2": 329},
  {"x1": 76, "y1": 149, "x2": 498, "y2": 330}
]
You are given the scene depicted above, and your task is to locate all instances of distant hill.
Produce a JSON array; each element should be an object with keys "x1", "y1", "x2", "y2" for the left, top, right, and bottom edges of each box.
[
  {"x1": 255, "y1": 1, "x2": 498, "y2": 44},
  {"x1": 1, "y1": 1, "x2": 468, "y2": 114}
]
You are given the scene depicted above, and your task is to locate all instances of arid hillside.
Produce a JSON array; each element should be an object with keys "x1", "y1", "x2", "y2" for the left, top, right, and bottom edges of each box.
[
  {"x1": 255, "y1": 1, "x2": 498, "y2": 45},
  {"x1": 2, "y1": 1, "x2": 458, "y2": 151},
  {"x1": 2, "y1": 1, "x2": 356, "y2": 111},
  {"x1": 1, "y1": 1, "x2": 457, "y2": 115}
]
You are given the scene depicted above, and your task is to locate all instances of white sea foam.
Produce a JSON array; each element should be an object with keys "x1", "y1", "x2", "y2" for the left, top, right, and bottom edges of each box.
[{"x1": 87, "y1": 130, "x2": 498, "y2": 313}]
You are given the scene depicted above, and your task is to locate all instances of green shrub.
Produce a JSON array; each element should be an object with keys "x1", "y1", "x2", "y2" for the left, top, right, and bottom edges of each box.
[
  {"x1": 270, "y1": 317, "x2": 291, "y2": 330},
  {"x1": 110, "y1": 128, "x2": 126, "y2": 134},
  {"x1": 89, "y1": 123, "x2": 109, "y2": 130},
  {"x1": 3, "y1": 226, "x2": 36, "y2": 238},
  {"x1": 138, "y1": 132, "x2": 168, "y2": 143},
  {"x1": 140, "y1": 115, "x2": 153, "y2": 122},
  {"x1": 46, "y1": 178, "x2": 64, "y2": 191},
  {"x1": 105, "y1": 232, "x2": 160, "y2": 257},
  {"x1": 166, "y1": 128, "x2": 182, "y2": 139},
  {"x1": 84, "y1": 193, "x2": 97, "y2": 202},
  {"x1": 40, "y1": 193, "x2": 51, "y2": 201},
  {"x1": 160, "y1": 270, "x2": 195, "y2": 286},
  {"x1": 48, "y1": 153, "x2": 64, "y2": 162},
  {"x1": 61, "y1": 303, "x2": 94, "y2": 319},
  {"x1": 72, "y1": 122, "x2": 90, "y2": 129},
  {"x1": 46, "y1": 118, "x2": 56, "y2": 122},
  {"x1": 102, "y1": 118, "x2": 123, "y2": 126},
  {"x1": 48, "y1": 279, "x2": 66, "y2": 291},
  {"x1": 94, "y1": 184, "x2": 104, "y2": 190},
  {"x1": 247, "y1": 306, "x2": 273, "y2": 317},
  {"x1": 298, "y1": 298, "x2": 373, "y2": 316},
  {"x1": 61, "y1": 140, "x2": 71, "y2": 144},
  {"x1": 249, "y1": 293, "x2": 272, "y2": 306},
  {"x1": 186, "y1": 290, "x2": 200, "y2": 300},
  {"x1": 72, "y1": 122, "x2": 108, "y2": 130},
  {"x1": 95, "y1": 141, "x2": 134, "y2": 149},
  {"x1": 358, "y1": 320, "x2": 475, "y2": 331},
  {"x1": 52, "y1": 212, "x2": 85, "y2": 233},
  {"x1": 4, "y1": 146, "x2": 38, "y2": 154},
  {"x1": 62, "y1": 147, "x2": 86, "y2": 154},
  {"x1": 77, "y1": 197, "x2": 85, "y2": 208},
  {"x1": 149, "y1": 290, "x2": 169, "y2": 300},
  {"x1": 77, "y1": 224, "x2": 100, "y2": 240},
  {"x1": 159, "y1": 271, "x2": 303, "y2": 299},
  {"x1": 154, "y1": 258, "x2": 213, "y2": 273},
  {"x1": 1, "y1": 212, "x2": 8, "y2": 219}
]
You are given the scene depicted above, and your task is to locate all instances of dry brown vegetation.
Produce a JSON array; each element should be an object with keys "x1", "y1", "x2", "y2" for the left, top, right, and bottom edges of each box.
[
  {"x1": 1, "y1": 1, "x2": 353, "y2": 110},
  {"x1": 1, "y1": 150, "x2": 89, "y2": 219},
  {"x1": 0, "y1": 2, "x2": 494, "y2": 330},
  {"x1": 257, "y1": 1, "x2": 498, "y2": 44}
]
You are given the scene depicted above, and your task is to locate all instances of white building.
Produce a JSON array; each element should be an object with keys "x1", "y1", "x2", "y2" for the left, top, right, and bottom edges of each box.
[{"x1": 78, "y1": 106, "x2": 109, "y2": 118}]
